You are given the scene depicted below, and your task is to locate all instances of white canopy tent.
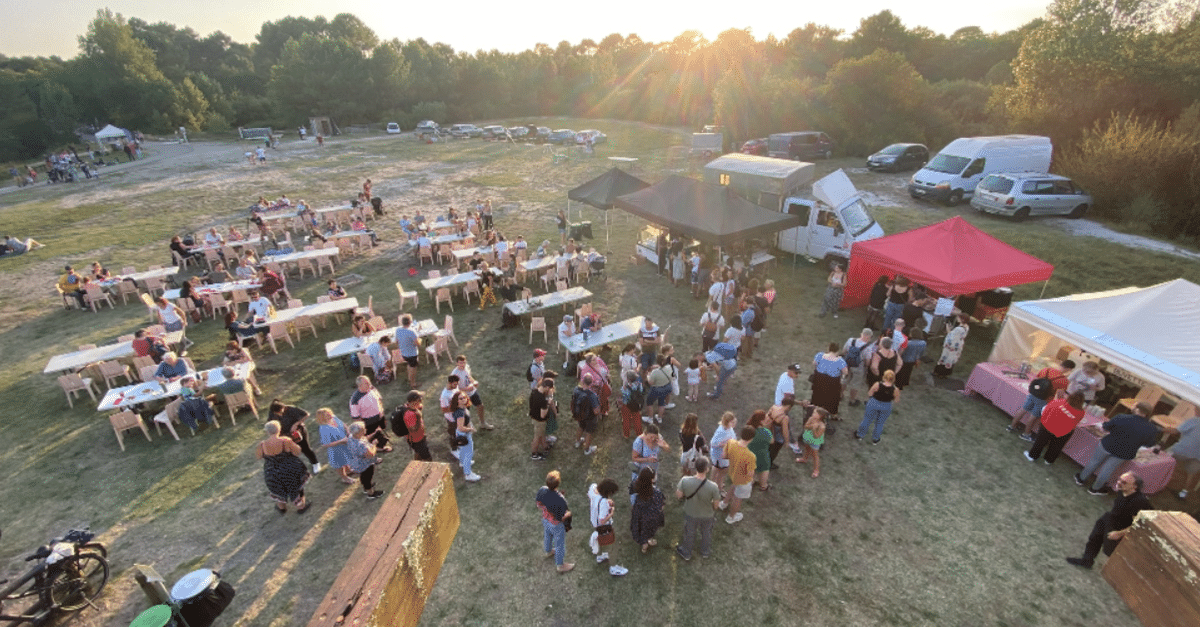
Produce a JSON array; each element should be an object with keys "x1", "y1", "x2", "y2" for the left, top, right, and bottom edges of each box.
[
  {"x1": 989, "y1": 279, "x2": 1200, "y2": 407},
  {"x1": 94, "y1": 124, "x2": 128, "y2": 142}
]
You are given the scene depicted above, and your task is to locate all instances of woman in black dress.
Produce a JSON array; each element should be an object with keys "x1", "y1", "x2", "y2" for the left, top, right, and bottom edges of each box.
[
  {"x1": 256, "y1": 421, "x2": 311, "y2": 514},
  {"x1": 269, "y1": 400, "x2": 321, "y2": 474}
]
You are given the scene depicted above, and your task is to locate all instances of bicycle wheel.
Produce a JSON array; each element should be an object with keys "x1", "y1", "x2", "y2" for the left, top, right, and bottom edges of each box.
[{"x1": 47, "y1": 554, "x2": 108, "y2": 611}]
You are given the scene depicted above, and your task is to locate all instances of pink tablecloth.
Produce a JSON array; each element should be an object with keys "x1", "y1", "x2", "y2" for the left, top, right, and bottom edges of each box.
[
  {"x1": 1061, "y1": 414, "x2": 1176, "y2": 494},
  {"x1": 963, "y1": 362, "x2": 1031, "y2": 420}
]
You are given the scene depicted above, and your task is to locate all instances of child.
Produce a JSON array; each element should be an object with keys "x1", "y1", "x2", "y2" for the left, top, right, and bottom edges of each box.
[
  {"x1": 796, "y1": 407, "x2": 828, "y2": 479},
  {"x1": 684, "y1": 358, "x2": 702, "y2": 402},
  {"x1": 693, "y1": 352, "x2": 708, "y2": 385}
]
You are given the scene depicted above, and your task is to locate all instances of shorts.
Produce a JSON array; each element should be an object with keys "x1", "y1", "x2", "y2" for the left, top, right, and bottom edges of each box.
[
  {"x1": 712, "y1": 456, "x2": 729, "y2": 469},
  {"x1": 468, "y1": 392, "x2": 483, "y2": 407},
  {"x1": 579, "y1": 417, "x2": 598, "y2": 434},
  {"x1": 401, "y1": 354, "x2": 419, "y2": 368},
  {"x1": 163, "y1": 320, "x2": 184, "y2": 332},
  {"x1": 532, "y1": 419, "x2": 547, "y2": 438},
  {"x1": 645, "y1": 384, "x2": 671, "y2": 407},
  {"x1": 1022, "y1": 395, "x2": 1049, "y2": 416},
  {"x1": 733, "y1": 483, "x2": 752, "y2": 500},
  {"x1": 408, "y1": 438, "x2": 432, "y2": 461},
  {"x1": 844, "y1": 364, "x2": 864, "y2": 383}
]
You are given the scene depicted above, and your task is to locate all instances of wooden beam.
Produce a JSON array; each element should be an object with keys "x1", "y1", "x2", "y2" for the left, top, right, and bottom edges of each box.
[
  {"x1": 1102, "y1": 510, "x2": 1200, "y2": 627},
  {"x1": 307, "y1": 461, "x2": 459, "y2": 627}
]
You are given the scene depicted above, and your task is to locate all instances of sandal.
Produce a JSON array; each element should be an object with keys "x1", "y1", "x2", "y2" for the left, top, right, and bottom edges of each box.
[
  {"x1": 757, "y1": 484, "x2": 771, "y2": 492},
  {"x1": 811, "y1": 470, "x2": 820, "y2": 478},
  {"x1": 647, "y1": 539, "x2": 657, "y2": 547},
  {"x1": 296, "y1": 500, "x2": 312, "y2": 514},
  {"x1": 795, "y1": 457, "x2": 808, "y2": 464}
]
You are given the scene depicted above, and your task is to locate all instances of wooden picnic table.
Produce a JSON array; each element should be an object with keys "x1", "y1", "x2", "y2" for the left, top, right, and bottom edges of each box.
[
  {"x1": 324, "y1": 319, "x2": 440, "y2": 360},
  {"x1": 163, "y1": 279, "x2": 262, "y2": 301},
  {"x1": 44, "y1": 331, "x2": 185, "y2": 374},
  {"x1": 504, "y1": 287, "x2": 592, "y2": 316},
  {"x1": 560, "y1": 316, "x2": 644, "y2": 355}
]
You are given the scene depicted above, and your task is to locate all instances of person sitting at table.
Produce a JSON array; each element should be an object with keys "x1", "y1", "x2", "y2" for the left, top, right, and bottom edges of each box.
[
  {"x1": 494, "y1": 235, "x2": 509, "y2": 256},
  {"x1": 170, "y1": 235, "x2": 202, "y2": 263},
  {"x1": 412, "y1": 210, "x2": 426, "y2": 225},
  {"x1": 276, "y1": 194, "x2": 291, "y2": 207},
  {"x1": 246, "y1": 290, "x2": 273, "y2": 323},
  {"x1": 225, "y1": 311, "x2": 264, "y2": 341},
  {"x1": 89, "y1": 262, "x2": 111, "y2": 281},
  {"x1": 257, "y1": 265, "x2": 289, "y2": 304},
  {"x1": 580, "y1": 313, "x2": 602, "y2": 334},
  {"x1": 366, "y1": 336, "x2": 395, "y2": 383},
  {"x1": 179, "y1": 280, "x2": 211, "y2": 321},
  {"x1": 204, "y1": 227, "x2": 224, "y2": 247},
  {"x1": 468, "y1": 250, "x2": 485, "y2": 271},
  {"x1": 536, "y1": 240, "x2": 551, "y2": 258},
  {"x1": 416, "y1": 230, "x2": 432, "y2": 250},
  {"x1": 558, "y1": 314, "x2": 576, "y2": 344},
  {"x1": 234, "y1": 254, "x2": 257, "y2": 279},
  {"x1": 56, "y1": 265, "x2": 87, "y2": 309},
  {"x1": 227, "y1": 225, "x2": 245, "y2": 241},
  {"x1": 514, "y1": 235, "x2": 528, "y2": 254},
  {"x1": 155, "y1": 351, "x2": 190, "y2": 382},
  {"x1": 327, "y1": 280, "x2": 347, "y2": 300},
  {"x1": 221, "y1": 343, "x2": 263, "y2": 394},
  {"x1": 212, "y1": 366, "x2": 250, "y2": 396},
  {"x1": 350, "y1": 216, "x2": 378, "y2": 245},
  {"x1": 206, "y1": 262, "x2": 232, "y2": 285},
  {"x1": 351, "y1": 314, "x2": 376, "y2": 338},
  {"x1": 132, "y1": 329, "x2": 169, "y2": 363},
  {"x1": 399, "y1": 215, "x2": 416, "y2": 238},
  {"x1": 177, "y1": 378, "x2": 218, "y2": 431}
]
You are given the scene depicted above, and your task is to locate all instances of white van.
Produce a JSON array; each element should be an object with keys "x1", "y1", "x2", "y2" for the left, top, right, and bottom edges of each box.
[{"x1": 907, "y1": 135, "x2": 1051, "y2": 206}]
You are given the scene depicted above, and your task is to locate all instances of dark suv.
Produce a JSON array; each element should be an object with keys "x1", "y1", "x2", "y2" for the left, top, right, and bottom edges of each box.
[{"x1": 768, "y1": 131, "x2": 834, "y2": 160}]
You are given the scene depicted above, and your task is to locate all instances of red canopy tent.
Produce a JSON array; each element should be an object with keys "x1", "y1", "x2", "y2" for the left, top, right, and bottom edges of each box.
[{"x1": 842, "y1": 216, "x2": 1054, "y2": 308}]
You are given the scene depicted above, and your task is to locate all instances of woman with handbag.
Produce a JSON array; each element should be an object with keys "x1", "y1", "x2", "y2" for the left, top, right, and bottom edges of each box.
[
  {"x1": 678, "y1": 413, "x2": 708, "y2": 476},
  {"x1": 588, "y1": 479, "x2": 628, "y2": 575},
  {"x1": 578, "y1": 352, "x2": 612, "y2": 416},
  {"x1": 269, "y1": 400, "x2": 321, "y2": 474},
  {"x1": 452, "y1": 391, "x2": 481, "y2": 482},
  {"x1": 629, "y1": 467, "x2": 666, "y2": 554}
]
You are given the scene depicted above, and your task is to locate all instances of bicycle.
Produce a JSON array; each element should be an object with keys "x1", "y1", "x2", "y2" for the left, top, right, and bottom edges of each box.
[{"x1": 0, "y1": 529, "x2": 109, "y2": 625}]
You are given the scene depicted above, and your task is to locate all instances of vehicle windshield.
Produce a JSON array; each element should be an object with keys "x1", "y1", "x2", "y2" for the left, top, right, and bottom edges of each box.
[
  {"x1": 841, "y1": 199, "x2": 875, "y2": 237},
  {"x1": 925, "y1": 154, "x2": 971, "y2": 175},
  {"x1": 878, "y1": 144, "x2": 906, "y2": 156},
  {"x1": 978, "y1": 175, "x2": 1014, "y2": 194}
]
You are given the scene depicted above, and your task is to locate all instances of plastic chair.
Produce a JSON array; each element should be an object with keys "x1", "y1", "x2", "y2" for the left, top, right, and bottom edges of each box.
[
  {"x1": 78, "y1": 343, "x2": 97, "y2": 351},
  {"x1": 98, "y1": 360, "x2": 134, "y2": 389},
  {"x1": 153, "y1": 398, "x2": 184, "y2": 440},
  {"x1": 224, "y1": 390, "x2": 259, "y2": 423},
  {"x1": 427, "y1": 270, "x2": 442, "y2": 279},
  {"x1": 316, "y1": 254, "x2": 335, "y2": 276},
  {"x1": 116, "y1": 280, "x2": 139, "y2": 305},
  {"x1": 203, "y1": 249, "x2": 221, "y2": 271},
  {"x1": 210, "y1": 293, "x2": 232, "y2": 318},
  {"x1": 425, "y1": 335, "x2": 451, "y2": 368},
  {"x1": 367, "y1": 315, "x2": 387, "y2": 331},
  {"x1": 138, "y1": 365, "x2": 160, "y2": 383},
  {"x1": 530, "y1": 317, "x2": 548, "y2": 344},
  {"x1": 230, "y1": 289, "x2": 250, "y2": 312},
  {"x1": 266, "y1": 322, "x2": 294, "y2": 353},
  {"x1": 419, "y1": 246, "x2": 433, "y2": 266},
  {"x1": 171, "y1": 249, "x2": 194, "y2": 270},
  {"x1": 286, "y1": 298, "x2": 303, "y2": 309},
  {"x1": 355, "y1": 294, "x2": 374, "y2": 319},
  {"x1": 296, "y1": 258, "x2": 317, "y2": 279},
  {"x1": 58, "y1": 373, "x2": 98, "y2": 408},
  {"x1": 437, "y1": 314, "x2": 459, "y2": 347},
  {"x1": 435, "y1": 288, "x2": 454, "y2": 313},
  {"x1": 462, "y1": 280, "x2": 480, "y2": 305},
  {"x1": 143, "y1": 277, "x2": 165, "y2": 297},
  {"x1": 109, "y1": 410, "x2": 152, "y2": 451},
  {"x1": 121, "y1": 266, "x2": 137, "y2": 275},
  {"x1": 132, "y1": 356, "x2": 156, "y2": 379},
  {"x1": 396, "y1": 282, "x2": 419, "y2": 310},
  {"x1": 293, "y1": 315, "x2": 319, "y2": 340},
  {"x1": 83, "y1": 284, "x2": 114, "y2": 312},
  {"x1": 555, "y1": 279, "x2": 569, "y2": 292},
  {"x1": 540, "y1": 269, "x2": 557, "y2": 292}
]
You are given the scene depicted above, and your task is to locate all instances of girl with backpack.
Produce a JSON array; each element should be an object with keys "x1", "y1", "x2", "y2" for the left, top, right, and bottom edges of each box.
[{"x1": 619, "y1": 371, "x2": 645, "y2": 439}]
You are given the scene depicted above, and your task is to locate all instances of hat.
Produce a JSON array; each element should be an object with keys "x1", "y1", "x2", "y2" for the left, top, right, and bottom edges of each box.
[
  {"x1": 563, "y1": 314, "x2": 573, "y2": 321},
  {"x1": 787, "y1": 363, "x2": 802, "y2": 372},
  {"x1": 533, "y1": 349, "x2": 547, "y2": 357},
  {"x1": 406, "y1": 391, "x2": 424, "y2": 403}
]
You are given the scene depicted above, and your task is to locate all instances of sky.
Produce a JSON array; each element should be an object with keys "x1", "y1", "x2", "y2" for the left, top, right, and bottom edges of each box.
[{"x1": 2, "y1": 0, "x2": 1051, "y2": 59}]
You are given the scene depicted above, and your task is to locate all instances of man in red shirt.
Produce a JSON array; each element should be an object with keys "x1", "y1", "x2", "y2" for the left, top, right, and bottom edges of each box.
[
  {"x1": 1024, "y1": 392, "x2": 1087, "y2": 464},
  {"x1": 257, "y1": 266, "x2": 289, "y2": 304},
  {"x1": 1008, "y1": 360, "x2": 1075, "y2": 439},
  {"x1": 393, "y1": 390, "x2": 431, "y2": 461}
]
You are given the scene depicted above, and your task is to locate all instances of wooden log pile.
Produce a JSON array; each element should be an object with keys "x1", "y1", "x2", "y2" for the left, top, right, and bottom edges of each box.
[
  {"x1": 1102, "y1": 510, "x2": 1200, "y2": 627},
  {"x1": 307, "y1": 461, "x2": 459, "y2": 627}
]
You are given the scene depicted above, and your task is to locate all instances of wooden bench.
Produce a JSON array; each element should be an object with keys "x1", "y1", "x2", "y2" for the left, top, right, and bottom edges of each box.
[
  {"x1": 1102, "y1": 510, "x2": 1200, "y2": 627},
  {"x1": 307, "y1": 462, "x2": 459, "y2": 627}
]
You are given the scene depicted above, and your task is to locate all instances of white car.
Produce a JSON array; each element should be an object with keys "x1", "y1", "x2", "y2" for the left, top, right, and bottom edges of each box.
[
  {"x1": 385, "y1": 122, "x2": 401, "y2": 134},
  {"x1": 971, "y1": 173, "x2": 1093, "y2": 220}
]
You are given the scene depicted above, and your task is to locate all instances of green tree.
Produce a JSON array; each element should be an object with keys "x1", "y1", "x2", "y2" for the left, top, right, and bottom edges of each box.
[
  {"x1": 821, "y1": 50, "x2": 931, "y2": 155},
  {"x1": 268, "y1": 33, "x2": 369, "y2": 122}
]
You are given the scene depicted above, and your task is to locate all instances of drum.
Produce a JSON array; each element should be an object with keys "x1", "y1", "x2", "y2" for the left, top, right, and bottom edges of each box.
[
  {"x1": 169, "y1": 569, "x2": 235, "y2": 627},
  {"x1": 128, "y1": 605, "x2": 175, "y2": 627}
]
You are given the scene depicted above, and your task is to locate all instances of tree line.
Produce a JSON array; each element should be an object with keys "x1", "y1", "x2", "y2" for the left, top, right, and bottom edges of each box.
[{"x1": 3, "y1": 1, "x2": 1199, "y2": 240}]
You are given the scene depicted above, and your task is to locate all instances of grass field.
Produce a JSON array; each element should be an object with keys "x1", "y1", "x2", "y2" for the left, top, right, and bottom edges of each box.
[{"x1": 1, "y1": 119, "x2": 1197, "y2": 627}]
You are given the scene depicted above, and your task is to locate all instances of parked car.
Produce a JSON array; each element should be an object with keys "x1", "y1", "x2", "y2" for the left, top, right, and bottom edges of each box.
[
  {"x1": 866, "y1": 143, "x2": 928, "y2": 172},
  {"x1": 415, "y1": 120, "x2": 440, "y2": 137},
  {"x1": 970, "y1": 173, "x2": 1092, "y2": 220},
  {"x1": 482, "y1": 125, "x2": 508, "y2": 139},
  {"x1": 508, "y1": 126, "x2": 529, "y2": 139},
  {"x1": 385, "y1": 122, "x2": 401, "y2": 134},
  {"x1": 548, "y1": 129, "x2": 576, "y2": 144},
  {"x1": 908, "y1": 135, "x2": 1052, "y2": 205},
  {"x1": 740, "y1": 138, "x2": 768, "y2": 155},
  {"x1": 575, "y1": 129, "x2": 606, "y2": 145},
  {"x1": 768, "y1": 131, "x2": 834, "y2": 160},
  {"x1": 448, "y1": 124, "x2": 482, "y2": 138}
]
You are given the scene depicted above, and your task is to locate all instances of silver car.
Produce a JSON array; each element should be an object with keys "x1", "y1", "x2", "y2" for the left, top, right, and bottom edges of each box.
[{"x1": 970, "y1": 173, "x2": 1092, "y2": 220}]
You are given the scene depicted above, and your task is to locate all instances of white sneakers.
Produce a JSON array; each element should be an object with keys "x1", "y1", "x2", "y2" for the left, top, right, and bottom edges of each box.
[
  {"x1": 641, "y1": 415, "x2": 653, "y2": 424},
  {"x1": 1180, "y1": 490, "x2": 1189, "y2": 499},
  {"x1": 312, "y1": 463, "x2": 323, "y2": 474},
  {"x1": 596, "y1": 552, "x2": 609, "y2": 563},
  {"x1": 584, "y1": 446, "x2": 597, "y2": 455},
  {"x1": 725, "y1": 512, "x2": 743, "y2": 524},
  {"x1": 664, "y1": 403, "x2": 676, "y2": 409},
  {"x1": 718, "y1": 500, "x2": 728, "y2": 510},
  {"x1": 609, "y1": 565, "x2": 629, "y2": 576},
  {"x1": 464, "y1": 473, "x2": 482, "y2": 482}
]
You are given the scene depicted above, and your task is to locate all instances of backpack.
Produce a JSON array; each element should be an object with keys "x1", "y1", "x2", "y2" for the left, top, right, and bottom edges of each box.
[
  {"x1": 749, "y1": 304, "x2": 765, "y2": 332},
  {"x1": 571, "y1": 388, "x2": 595, "y2": 420},
  {"x1": 844, "y1": 339, "x2": 866, "y2": 367},
  {"x1": 625, "y1": 382, "x2": 645, "y2": 412},
  {"x1": 702, "y1": 312, "x2": 719, "y2": 337},
  {"x1": 526, "y1": 362, "x2": 536, "y2": 382},
  {"x1": 389, "y1": 406, "x2": 412, "y2": 437},
  {"x1": 859, "y1": 341, "x2": 878, "y2": 366},
  {"x1": 1027, "y1": 377, "x2": 1053, "y2": 401}
]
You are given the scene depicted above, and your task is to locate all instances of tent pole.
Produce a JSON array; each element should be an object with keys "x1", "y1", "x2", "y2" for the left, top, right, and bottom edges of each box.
[
  {"x1": 605, "y1": 211, "x2": 610, "y2": 249},
  {"x1": 1038, "y1": 279, "x2": 1049, "y2": 299}
]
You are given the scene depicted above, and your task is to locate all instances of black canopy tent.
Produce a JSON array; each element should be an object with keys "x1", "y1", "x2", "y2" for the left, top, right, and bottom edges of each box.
[
  {"x1": 613, "y1": 175, "x2": 802, "y2": 247},
  {"x1": 566, "y1": 167, "x2": 650, "y2": 246}
]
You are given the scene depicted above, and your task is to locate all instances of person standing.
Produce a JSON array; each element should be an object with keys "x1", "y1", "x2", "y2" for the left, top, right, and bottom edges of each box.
[
  {"x1": 588, "y1": 479, "x2": 627, "y2": 575},
  {"x1": 451, "y1": 354, "x2": 494, "y2": 430},
  {"x1": 349, "y1": 376, "x2": 391, "y2": 453},
  {"x1": 1065, "y1": 472, "x2": 1152, "y2": 570},
  {"x1": 1066, "y1": 361, "x2": 1107, "y2": 411},
  {"x1": 867, "y1": 337, "x2": 901, "y2": 389},
  {"x1": 618, "y1": 371, "x2": 646, "y2": 439},
  {"x1": 1075, "y1": 402, "x2": 1160, "y2": 495},
  {"x1": 441, "y1": 376, "x2": 462, "y2": 459},
  {"x1": 709, "y1": 412, "x2": 738, "y2": 500},
  {"x1": 572, "y1": 374, "x2": 601, "y2": 455},
  {"x1": 256, "y1": 421, "x2": 312, "y2": 513},
  {"x1": 819, "y1": 263, "x2": 846, "y2": 318},
  {"x1": 746, "y1": 411, "x2": 773, "y2": 490},
  {"x1": 154, "y1": 296, "x2": 193, "y2": 351},
  {"x1": 528, "y1": 349, "x2": 547, "y2": 390},
  {"x1": 451, "y1": 390, "x2": 482, "y2": 482},
  {"x1": 638, "y1": 317, "x2": 663, "y2": 373},
  {"x1": 720, "y1": 426, "x2": 758, "y2": 524},
  {"x1": 812, "y1": 343, "x2": 849, "y2": 418},
  {"x1": 842, "y1": 329, "x2": 874, "y2": 407},
  {"x1": 394, "y1": 315, "x2": 421, "y2": 389},
  {"x1": 856, "y1": 370, "x2": 899, "y2": 444},
  {"x1": 629, "y1": 467, "x2": 665, "y2": 554},
  {"x1": 392, "y1": 391, "x2": 432, "y2": 461},
  {"x1": 1009, "y1": 360, "x2": 1075, "y2": 438},
  {"x1": 1165, "y1": 412, "x2": 1200, "y2": 499},
  {"x1": 536, "y1": 470, "x2": 574, "y2": 573},
  {"x1": 931, "y1": 315, "x2": 970, "y2": 380},
  {"x1": 882, "y1": 276, "x2": 911, "y2": 333},
  {"x1": 699, "y1": 302, "x2": 724, "y2": 353},
  {"x1": 675, "y1": 457, "x2": 721, "y2": 561},
  {"x1": 1024, "y1": 392, "x2": 1087, "y2": 465},
  {"x1": 316, "y1": 408, "x2": 354, "y2": 484},
  {"x1": 529, "y1": 378, "x2": 556, "y2": 460},
  {"x1": 345, "y1": 421, "x2": 384, "y2": 499},
  {"x1": 894, "y1": 328, "x2": 927, "y2": 390},
  {"x1": 269, "y1": 400, "x2": 321, "y2": 474},
  {"x1": 704, "y1": 341, "x2": 739, "y2": 400}
]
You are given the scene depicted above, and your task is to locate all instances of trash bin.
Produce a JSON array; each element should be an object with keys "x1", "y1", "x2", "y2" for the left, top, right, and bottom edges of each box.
[
  {"x1": 170, "y1": 569, "x2": 235, "y2": 627},
  {"x1": 569, "y1": 221, "x2": 593, "y2": 240}
]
